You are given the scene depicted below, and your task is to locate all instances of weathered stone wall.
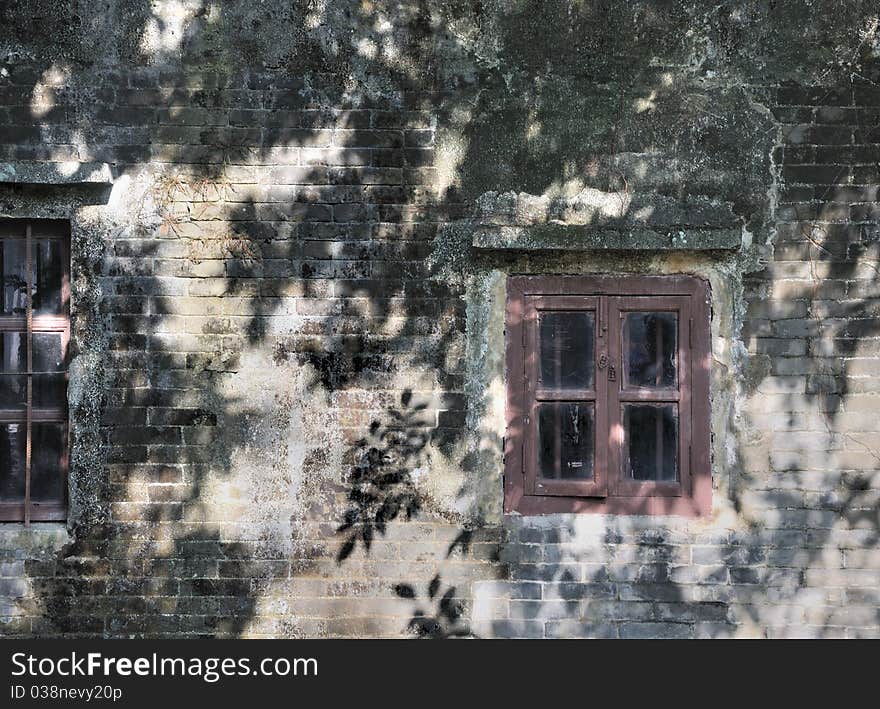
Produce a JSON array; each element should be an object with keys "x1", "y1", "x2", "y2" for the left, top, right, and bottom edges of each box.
[{"x1": 0, "y1": 1, "x2": 878, "y2": 638}]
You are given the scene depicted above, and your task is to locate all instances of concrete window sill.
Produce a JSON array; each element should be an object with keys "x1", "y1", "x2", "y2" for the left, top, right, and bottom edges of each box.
[{"x1": 0, "y1": 523, "x2": 71, "y2": 553}]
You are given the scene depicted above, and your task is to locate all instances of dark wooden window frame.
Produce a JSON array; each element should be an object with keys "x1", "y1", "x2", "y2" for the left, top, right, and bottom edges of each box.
[
  {"x1": 504, "y1": 274, "x2": 711, "y2": 517},
  {"x1": 0, "y1": 220, "x2": 70, "y2": 523}
]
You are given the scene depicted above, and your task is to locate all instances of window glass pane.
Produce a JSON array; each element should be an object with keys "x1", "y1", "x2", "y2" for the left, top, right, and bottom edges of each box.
[
  {"x1": 34, "y1": 374, "x2": 67, "y2": 408},
  {"x1": 31, "y1": 423, "x2": 65, "y2": 503},
  {"x1": 538, "y1": 402, "x2": 594, "y2": 480},
  {"x1": 0, "y1": 332, "x2": 27, "y2": 408},
  {"x1": 0, "y1": 332, "x2": 27, "y2": 372},
  {"x1": 0, "y1": 376, "x2": 27, "y2": 409},
  {"x1": 623, "y1": 404, "x2": 678, "y2": 482},
  {"x1": 624, "y1": 312, "x2": 677, "y2": 388},
  {"x1": 539, "y1": 311, "x2": 594, "y2": 389},
  {"x1": 0, "y1": 239, "x2": 28, "y2": 315},
  {"x1": 33, "y1": 333, "x2": 66, "y2": 371},
  {"x1": 0, "y1": 422, "x2": 26, "y2": 502},
  {"x1": 34, "y1": 239, "x2": 64, "y2": 315}
]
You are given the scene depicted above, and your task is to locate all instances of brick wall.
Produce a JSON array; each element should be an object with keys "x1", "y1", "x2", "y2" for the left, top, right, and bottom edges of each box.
[{"x1": 0, "y1": 4, "x2": 878, "y2": 638}]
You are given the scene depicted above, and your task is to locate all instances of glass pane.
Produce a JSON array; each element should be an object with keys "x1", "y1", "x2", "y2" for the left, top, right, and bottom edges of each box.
[
  {"x1": 31, "y1": 423, "x2": 65, "y2": 503},
  {"x1": 537, "y1": 402, "x2": 594, "y2": 480},
  {"x1": 623, "y1": 404, "x2": 678, "y2": 482},
  {"x1": 0, "y1": 375, "x2": 27, "y2": 409},
  {"x1": 0, "y1": 422, "x2": 26, "y2": 502},
  {"x1": 624, "y1": 312, "x2": 677, "y2": 388},
  {"x1": 539, "y1": 311, "x2": 594, "y2": 389},
  {"x1": 34, "y1": 240, "x2": 64, "y2": 315},
  {"x1": 0, "y1": 239, "x2": 65, "y2": 316},
  {"x1": 0, "y1": 239, "x2": 28, "y2": 315},
  {"x1": 33, "y1": 332, "x2": 66, "y2": 371},
  {"x1": 0, "y1": 332, "x2": 27, "y2": 372},
  {"x1": 34, "y1": 374, "x2": 67, "y2": 408}
]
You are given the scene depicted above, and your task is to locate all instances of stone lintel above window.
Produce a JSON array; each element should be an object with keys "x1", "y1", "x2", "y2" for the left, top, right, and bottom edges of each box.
[
  {"x1": 471, "y1": 189, "x2": 744, "y2": 251},
  {"x1": 472, "y1": 224, "x2": 743, "y2": 251}
]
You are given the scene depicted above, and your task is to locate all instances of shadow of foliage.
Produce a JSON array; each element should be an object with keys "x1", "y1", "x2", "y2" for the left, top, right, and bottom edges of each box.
[
  {"x1": 394, "y1": 573, "x2": 474, "y2": 638},
  {"x1": 336, "y1": 390, "x2": 428, "y2": 562}
]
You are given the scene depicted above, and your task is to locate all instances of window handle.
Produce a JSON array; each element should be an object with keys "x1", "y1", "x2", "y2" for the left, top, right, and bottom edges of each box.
[
  {"x1": 608, "y1": 365, "x2": 616, "y2": 381},
  {"x1": 598, "y1": 352, "x2": 608, "y2": 370}
]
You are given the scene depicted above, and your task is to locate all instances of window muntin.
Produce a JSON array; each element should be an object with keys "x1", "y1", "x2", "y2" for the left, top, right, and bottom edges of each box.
[
  {"x1": 0, "y1": 220, "x2": 69, "y2": 523},
  {"x1": 505, "y1": 275, "x2": 711, "y2": 517}
]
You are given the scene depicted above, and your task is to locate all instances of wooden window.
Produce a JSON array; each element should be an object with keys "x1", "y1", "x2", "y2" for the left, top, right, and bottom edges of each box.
[
  {"x1": 505, "y1": 275, "x2": 711, "y2": 516},
  {"x1": 0, "y1": 220, "x2": 69, "y2": 523}
]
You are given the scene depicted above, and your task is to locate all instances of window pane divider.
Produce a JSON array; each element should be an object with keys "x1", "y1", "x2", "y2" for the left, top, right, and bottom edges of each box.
[
  {"x1": 0, "y1": 409, "x2": 66, "y2": 423},
  {"x1": 618, "y1": 391, "x2": 682, "y2": 403},
  {"x1": 24, "y1": 223, "x2": 33, "y2": 526},
  {"x1": 0, "y1": 371, "x2": 67, "y2": 376},
  {"x1": 534, "y1": 389, "x2": 597, "y2": 401}
]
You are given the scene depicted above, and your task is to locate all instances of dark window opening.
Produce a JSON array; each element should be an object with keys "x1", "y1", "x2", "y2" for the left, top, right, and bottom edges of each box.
[{"x1": 0, "y1": 220, "x2": 69, "y2": 523}]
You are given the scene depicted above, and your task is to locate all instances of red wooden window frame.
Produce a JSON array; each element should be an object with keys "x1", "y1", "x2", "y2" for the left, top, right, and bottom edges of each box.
[
  {"x1": 0, "y1": 220, "x2": 70, "y2": 523},
  {"x1": 504, "y1": 275, "x2": 711, "y2": 517}
]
